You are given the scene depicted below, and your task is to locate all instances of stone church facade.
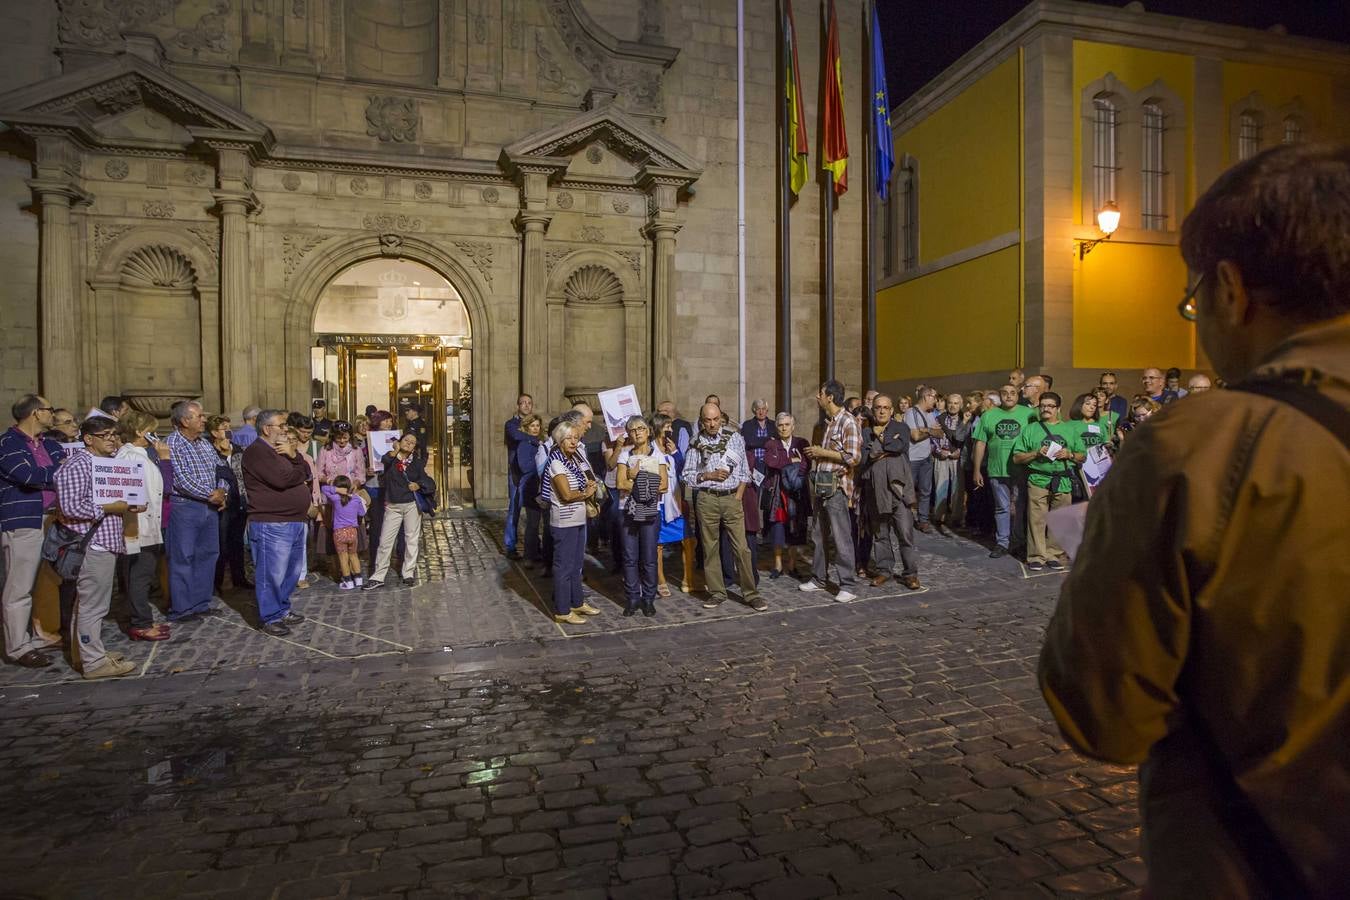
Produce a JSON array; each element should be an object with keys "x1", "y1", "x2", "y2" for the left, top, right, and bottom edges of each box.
[{"x1": 0, "y1": 0, "x2": 867, "y2": 506}]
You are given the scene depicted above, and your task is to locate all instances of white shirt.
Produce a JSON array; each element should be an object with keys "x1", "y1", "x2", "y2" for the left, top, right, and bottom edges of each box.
[
  {"x1": 546, "y1": 456, "x2": 589, "y2": 528},
  {"x1": 615, "y1": 445, "x2": 667, "y2": 503},
  {"x1": 117, "y1": 443, "x2": 164, "y2": 552}
]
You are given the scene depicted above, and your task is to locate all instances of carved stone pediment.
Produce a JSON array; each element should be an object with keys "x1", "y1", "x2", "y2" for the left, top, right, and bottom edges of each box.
[
  {"x1": 541, "y1": 0, "x2": 678, "y2": 114},
  {"x1": 0, "y1": 54, "x2": 274, "y2": 153},
  {"x1": 500, "y1": 106, "x2": 700, "y2": 190}
]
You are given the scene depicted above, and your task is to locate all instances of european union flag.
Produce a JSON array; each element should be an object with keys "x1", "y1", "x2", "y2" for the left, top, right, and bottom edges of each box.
[{"x1": 871, "y1": 5, "x2": 894, "y2": 201}]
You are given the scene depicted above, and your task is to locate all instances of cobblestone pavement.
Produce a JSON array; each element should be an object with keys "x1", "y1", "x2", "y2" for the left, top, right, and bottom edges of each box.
[{"x1": 0, "y1": 517, "x2": 1144, "y2": 898}]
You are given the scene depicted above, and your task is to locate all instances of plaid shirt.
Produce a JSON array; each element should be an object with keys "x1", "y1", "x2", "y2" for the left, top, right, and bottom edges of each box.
[
  {"x1": 682, "y1": 428, "x2": 752, "y2": 490},
  {"x1": 167, "y1": 430, "x2": 227, "y2": 500},
  {"x1": 54, "y1": 450, "x2": 125, "y2": 553},
  {"x1": 815, "y1": 407, "x2": 863, "y2": 502}
]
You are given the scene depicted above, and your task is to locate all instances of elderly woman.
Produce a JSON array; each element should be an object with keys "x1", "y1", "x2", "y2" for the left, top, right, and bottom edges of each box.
[
  {"x1": 544, "y1": 420, "x2": 601, "y2": 624},
  {"x1": 615, "y1": 415, "x2": 669, "y2": 617},
  {"x1": 761, "y1": 412, "x2": 809, "y2": 579},
  {"x1": 207, "y1": 414, "x2": 250, "y2": 593},
  {"x1": 115, "y1": 411, "x2": 174, "y2": 641}
]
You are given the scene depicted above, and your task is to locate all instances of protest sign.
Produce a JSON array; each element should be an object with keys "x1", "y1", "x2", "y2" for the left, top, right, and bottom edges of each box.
[
  {"x1": 1081, "y1": 444, "x2": 1113, "y2": 496},
  {"x1": 597, "y1": 385, "x2": 642, "y2": 441},
  {"x1": 91, "y1": 456, "x2": 146, "y2": 506},
  {"x1": 368, "y1": 430, "x2": 402, "y2": 472},
  {"x1": 60, "y1": 441, "x2": 83, "y2": 456}
]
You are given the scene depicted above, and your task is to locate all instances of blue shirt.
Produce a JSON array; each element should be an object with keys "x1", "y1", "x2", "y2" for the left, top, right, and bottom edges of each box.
[
  {"x1": 167, "y1": 430, "x2": 227, "y2": 500},
  {"x1": 232, "y1": 426, "x2": 258, "y2": 449}
]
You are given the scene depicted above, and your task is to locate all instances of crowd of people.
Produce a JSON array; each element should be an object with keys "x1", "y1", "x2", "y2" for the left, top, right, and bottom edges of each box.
[
  {"x1": 498, "y1": 363, "x2": 1214, "y2": 620},
  {"x1": 0, "y1": 395, "x2": 435, "y2": 678}
]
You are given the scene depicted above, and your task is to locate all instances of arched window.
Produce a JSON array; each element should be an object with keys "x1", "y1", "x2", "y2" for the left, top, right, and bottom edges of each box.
[
  {"x1": 1092, "y1": 95, "x2": 1119, "y2": 214},
  {"x1": 1238, "y1": 112, "x2": 1262, "y2": 160},
  {"x1": 1283, "y1": 116, "x2": 1303, "y2": 144},
  {"x1": 1140, "y1": 102, "x2": 1167, "y2": 231}
]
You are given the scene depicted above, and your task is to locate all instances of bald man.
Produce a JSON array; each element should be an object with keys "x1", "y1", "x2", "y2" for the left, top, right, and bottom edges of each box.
[
  {"x1": 1186, "y1": 373, "x2": 1213, "y2": 394},
  {"x1": 1141, "y1": 368, "x2": 1179, "y2": 405}
]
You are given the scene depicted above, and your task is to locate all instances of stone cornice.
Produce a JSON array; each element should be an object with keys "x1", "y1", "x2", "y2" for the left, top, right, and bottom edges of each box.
[{"x1": 26, "y1": 177, "x2": 92, "y2": 206}]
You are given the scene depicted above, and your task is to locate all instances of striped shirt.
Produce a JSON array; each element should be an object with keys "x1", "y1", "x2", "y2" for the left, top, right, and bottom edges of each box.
[
  {"x1": 541, "y1": 447, "x2": 592, "y2": 528},
  {"x1": 54, "y1": 450, "x2": 125, "y2": 553},
  {"x1": 166, "y1": 430, "x2": 227, "y2": 501}
]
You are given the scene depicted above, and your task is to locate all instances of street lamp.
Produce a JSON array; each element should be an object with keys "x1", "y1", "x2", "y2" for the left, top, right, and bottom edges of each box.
[{"x1": 1077, "y1": 201, "x2": 1120, "y2": 259}]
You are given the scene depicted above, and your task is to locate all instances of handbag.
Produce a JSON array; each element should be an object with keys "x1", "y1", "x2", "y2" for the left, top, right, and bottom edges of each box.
[
  {"x1": 41, "y1": 514, "x2": 108, "y2": 582},
  {"x1": 1039, "y1": 423, "x2": 1083, "y2": 500},
  {"x1": 584, "y1": 480, "x2": 607, "y2": 518},
  {"x1": 808, "y1": 468, "x2": 839, "y2": 500}
]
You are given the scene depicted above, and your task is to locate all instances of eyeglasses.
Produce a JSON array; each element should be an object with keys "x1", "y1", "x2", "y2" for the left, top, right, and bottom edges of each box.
[
  {"x1": 87, "y1": 431, "x2": 116, "y2": 439},
  {"x1": 35, "y1": 406, "x2": 54, "y2": 413},
  {"x1": 1178, "y1": 272, "x2": 1204, "y2": 322}
]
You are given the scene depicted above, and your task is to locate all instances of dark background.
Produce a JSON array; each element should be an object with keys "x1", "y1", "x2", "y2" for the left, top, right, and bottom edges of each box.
[{"x1": 876, "y1": 0, "x2": 1350, "y2": 103}]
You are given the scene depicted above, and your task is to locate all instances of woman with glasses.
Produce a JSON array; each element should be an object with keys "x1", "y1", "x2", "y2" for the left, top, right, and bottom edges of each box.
[
  {"x1": 615, "y1": 415, "x2": 669, "y2": 617},
  {"x1": 208, "y1": 415, "x2": 250, "y2": 595}
]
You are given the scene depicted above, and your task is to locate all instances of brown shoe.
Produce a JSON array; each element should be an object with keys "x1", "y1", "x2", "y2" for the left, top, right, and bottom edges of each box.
[
  {"x1": 901, "y1": 576, "x2": 922, "y2": 590},
  {"x1": 870, "y1": 574, "x2": 890, "y2": 587},
  {"x1": 11, "y1": 650, "x2": 52, "y2": 669}
]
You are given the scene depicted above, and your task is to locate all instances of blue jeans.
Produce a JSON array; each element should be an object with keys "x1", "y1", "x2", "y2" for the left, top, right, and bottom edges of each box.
[
  {"x1": 621, "y1": 516, "x2": 659, "y2": 607},
  {"x1": 167, "y1": 498, "x2": 221, "y2": 620},
  {"x1": 910, "y1": 456, "x2": 935, "y2": 525},
  {"x1": 990, "y1": 475, "x2": 1024, "y2": 552},
  {"x1": 504, "y1": 471, "x2": 522, "y2": 551},
  {"x1": 249, "y1": 521, "x2": 306, "y2": 624},
  {"x1": 550, "y1": 524, "x2": 586, "y2": 615}
]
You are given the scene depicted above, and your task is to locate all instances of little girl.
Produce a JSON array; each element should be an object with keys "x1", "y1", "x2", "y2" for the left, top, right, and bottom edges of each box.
[{"x1": 321, "y1": 475, "x2": 368, "y2": 590}]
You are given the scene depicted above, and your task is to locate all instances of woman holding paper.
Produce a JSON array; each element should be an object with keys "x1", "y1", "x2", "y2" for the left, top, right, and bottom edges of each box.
[
  {"x1": 544, "y1": 421, "x2": 601, "y2": 624},
  {"x1": 114, "y1": 412, "x2": 174, "y2": 641}
]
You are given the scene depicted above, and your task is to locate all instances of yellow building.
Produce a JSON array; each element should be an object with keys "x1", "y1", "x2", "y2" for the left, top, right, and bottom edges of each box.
[{"x1": 874, "y1": 0, "x2": 1350, "y2": 400}]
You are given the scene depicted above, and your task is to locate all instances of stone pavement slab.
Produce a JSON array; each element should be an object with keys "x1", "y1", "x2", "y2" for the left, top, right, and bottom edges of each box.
[{"x1": 0, "y1": 514, "x2": 1141, "y2": 898}]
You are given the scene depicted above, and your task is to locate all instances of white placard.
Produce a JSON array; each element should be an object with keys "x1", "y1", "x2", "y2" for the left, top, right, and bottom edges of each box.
[
  {"x1": 60, "y1": 441, "x2": 83, "y2": 456},
  {"x1": 1081, "y1": 444, "x2": 1113, "y2": 496},
  {"x1": 1047, "y1": 503, "x2": 1089, "y2": 561},
  {"x1": 91, "y1": 456, "x2": 146, "y2": 506},
  {"x1": 597, "y1": 385, "x2": 643, "y2": 441},
  {"x1": 367, "y1": 430, "x2": 402, "y2": 473}
]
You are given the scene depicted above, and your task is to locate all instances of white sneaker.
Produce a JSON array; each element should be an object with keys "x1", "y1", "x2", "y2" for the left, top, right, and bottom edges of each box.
[
  {"x1": 354, "y1": 576, "x2": 364, "y2": 587},
  {"x1": 338, "y1": 580, "x2": 354, "y2": 591},
  {"x1": 833, "y1": 590, "x2": 858, "y2": 603},
  {"x1": 799, "y1": 580, "x2": 823, "y2": 592}
]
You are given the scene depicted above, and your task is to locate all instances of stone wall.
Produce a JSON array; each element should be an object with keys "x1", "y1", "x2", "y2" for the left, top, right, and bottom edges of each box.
[{"x1": 0, "y1": 0, "x2": 869, "y2": 502}]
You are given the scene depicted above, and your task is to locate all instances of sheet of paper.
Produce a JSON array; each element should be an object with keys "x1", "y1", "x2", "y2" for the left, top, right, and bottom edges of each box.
[
  {"x1": 367, "y1": 430, "x2": 402, "y2": 473},
  {"x1": 1081, "y1": 445, "x2": 1113, "y2": 496},
  {"x1": 1046, "y1": 503, "x2": 1089, "y2": 561},
  {"x1": 91, "y1": 456, "x2": 146, "y2": 506},
  {"x1": 597, "y1": 385, "x2": 643, "y2": 441},
  {"x1": 751, "y1": 469, "x2": 765, "y2": 487}
]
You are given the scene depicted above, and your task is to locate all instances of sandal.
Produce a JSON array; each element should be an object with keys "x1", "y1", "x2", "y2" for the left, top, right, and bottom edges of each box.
[{"x1": 657, "y1": 583, "x2": 672, "y2": 598}]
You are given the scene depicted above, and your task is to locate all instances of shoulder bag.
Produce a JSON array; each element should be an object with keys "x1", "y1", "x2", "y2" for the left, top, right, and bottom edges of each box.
[
  {"x1": 1038, "y1": 422, "x2": 1085, "y2": 501},
  {"x1": 42, "y1": 514, "x2": 109, "y2": 582}
]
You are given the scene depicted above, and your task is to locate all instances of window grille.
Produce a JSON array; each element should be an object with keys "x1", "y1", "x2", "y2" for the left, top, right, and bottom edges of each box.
[
  {"x1": 879, "y1": 188, "x2": 893, "y2": 277},
  {"x1": 897, "y1": 166, "x2": 918, "y2": 272},
  {"x1": 1283, "y1": 116, "x2": 1303, "y2": 144},
  {"x1": 1141, "y1": 103, "x2": 1167, "y2": 231},
  {"x1": 1092, "y1": 96, "x2": 1119, "y2": 214},
  {"x1": 1239, "y1": 113, "x2": 1261, "y2": 160}
]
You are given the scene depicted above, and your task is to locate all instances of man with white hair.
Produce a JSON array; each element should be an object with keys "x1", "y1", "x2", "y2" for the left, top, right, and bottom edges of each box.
[
  {"x1": 740, "y1": 398, "x2": 772, "y2": 473},
  {"x1": 165, "y1": 400, "x2": 227, "y2": 622},
  {"x1": 1186, "y1": 373, "x2": 1213, "y2": 394},
  {"x1": 233, "y1": 405, "x2": 261, "y2": 449}
]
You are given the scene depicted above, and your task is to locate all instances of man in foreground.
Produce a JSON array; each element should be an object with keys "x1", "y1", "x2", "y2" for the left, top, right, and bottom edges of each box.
[
  {"x1": 243, "y1": 410, "x2": 312, "y2": 636},
  {"x1": 1039, "y1": 142, "x2": 1350, "y2": 895}
]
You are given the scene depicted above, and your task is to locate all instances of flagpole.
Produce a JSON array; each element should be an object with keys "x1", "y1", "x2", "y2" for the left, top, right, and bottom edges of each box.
[
  {"x1": 778, "y1": 0, "x2": 792, "y2": 412},
  {"x1": 864, "y1": 0, "x2": 877, "y2": 392},
  {"x1": 824, "y1": 170, "x2": 835, "y2": 383}
]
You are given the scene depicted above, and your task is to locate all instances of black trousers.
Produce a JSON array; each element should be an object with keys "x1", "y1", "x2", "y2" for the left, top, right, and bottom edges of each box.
[
  {"x1": 118, "y1": 545, "x2": 164, "y2": 629},
  {"x1": 215, "y1": 506, "x2": 248, "y2": 589}
]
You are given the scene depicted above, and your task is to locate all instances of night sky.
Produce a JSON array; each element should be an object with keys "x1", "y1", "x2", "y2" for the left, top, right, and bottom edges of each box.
[{"x1": 876, "y1": 0, "x2": 1350, "y2": 103}]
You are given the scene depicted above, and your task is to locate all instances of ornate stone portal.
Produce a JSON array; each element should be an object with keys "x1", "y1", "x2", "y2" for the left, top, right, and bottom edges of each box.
[{"x1": 0, "y1": 1, "x2": 701, "y2": 507}]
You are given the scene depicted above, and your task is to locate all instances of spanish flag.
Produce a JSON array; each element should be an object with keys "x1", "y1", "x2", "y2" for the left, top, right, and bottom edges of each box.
[
  {"x1": 783, "y1": 0, "x2": 809, "y2": 195},
  {"x1": 820, "y1": 0, "x2": 848, "y2": 196}
]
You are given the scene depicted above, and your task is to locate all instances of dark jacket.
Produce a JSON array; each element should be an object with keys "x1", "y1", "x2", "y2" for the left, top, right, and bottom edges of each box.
[
  {"x1": 860, "y1": 420, "x2": 916, "y2": 524},
  {"x1": 380, "y1": 451, "x2": 427, "y2": 505},
  {"x1": 242, "y1": 440, "x2": 312, "y2": 522},
  {"x1": 740, "y1": 417, "x2": 773, "y2": 469},
  {"x1": 515, "y1": 435, "x2": 542, "y2": 500},
  {"x1": 0, "y1": 427, "x2": 66, "y2": 531},
  {"x1": 505, "y1": 415, "x2": 524, "y2": 476},
  {"x1": 761, "y1": 436, "x2": 809, "y2": 544}
]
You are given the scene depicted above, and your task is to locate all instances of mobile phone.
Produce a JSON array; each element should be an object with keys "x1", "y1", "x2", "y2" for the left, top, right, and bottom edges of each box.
[{"x1": 144, "y1": 431, "x2": 159, "y2": 443}]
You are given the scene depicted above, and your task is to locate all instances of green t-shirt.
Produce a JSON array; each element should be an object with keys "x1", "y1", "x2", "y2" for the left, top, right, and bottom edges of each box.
[
  {"x1": 1067, "y1": 415, "x2": 1116, "y2": 449},
  {"x1": 973, "y1": 405, "x2": 1040, "y2": 478},
  {"x1": 1013, "y1": 419, "x2": 1085, "y2": 491}
]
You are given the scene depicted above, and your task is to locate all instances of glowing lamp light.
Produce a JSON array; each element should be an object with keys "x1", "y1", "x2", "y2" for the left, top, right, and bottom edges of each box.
[{"x1": 1078, "y1": 201, "x2": 1121, "y2": 259}]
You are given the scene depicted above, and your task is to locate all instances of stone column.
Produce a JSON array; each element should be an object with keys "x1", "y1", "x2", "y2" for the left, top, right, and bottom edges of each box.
[
  {"x1": 515, "y1": 209, "x2": 552, "y2": 398},
  {"x1": 646, "y1": 221, "x2": 680, "y2": 405},
  {"x1": 213, "y1": 189, "x2": 258, "y2": 416},
  {"x1": 28, "y1": 178, "x2": 90, "y2": 408}
]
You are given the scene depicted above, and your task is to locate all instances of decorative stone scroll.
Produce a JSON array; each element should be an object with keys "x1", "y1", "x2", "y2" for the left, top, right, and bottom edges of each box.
[
  {"x1": 452, "y1": 240, "x2": 494, "y2": 287},
  {"x1": 142, "y1": 200, "x2": 176, "y2": 218},
  {"x1": 281, "y1": 232, "x2": 332, "y2": 277},
  {"x1": 362, "y1": 213, "x2": 423, "y2": 233}
]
